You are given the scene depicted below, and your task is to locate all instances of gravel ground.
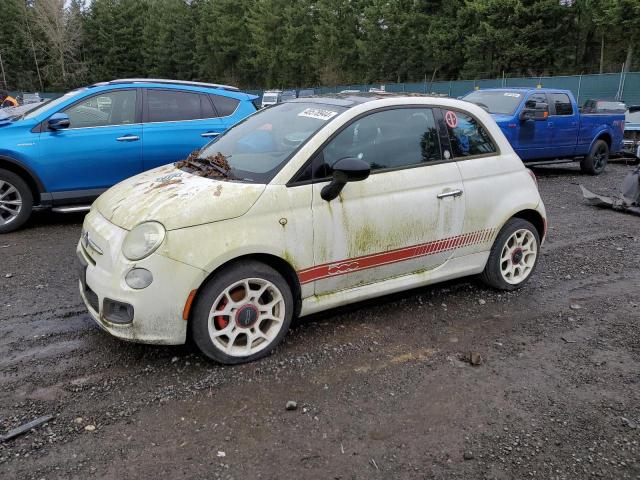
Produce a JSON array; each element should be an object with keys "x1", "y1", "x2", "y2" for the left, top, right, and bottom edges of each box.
[{"x1": 0, "y1": 162, "x2": 639, "y2": 480}]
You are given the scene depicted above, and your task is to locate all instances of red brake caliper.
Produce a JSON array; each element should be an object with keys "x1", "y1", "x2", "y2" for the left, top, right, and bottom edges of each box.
[{"x1": 214, "y1": 298, "x2": 229, "y2": 329}]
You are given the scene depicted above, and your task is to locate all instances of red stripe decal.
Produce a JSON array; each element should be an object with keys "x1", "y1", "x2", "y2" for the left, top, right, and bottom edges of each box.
[{"x1": 297, "y1": 228, "x2": 493, "y2": 284}]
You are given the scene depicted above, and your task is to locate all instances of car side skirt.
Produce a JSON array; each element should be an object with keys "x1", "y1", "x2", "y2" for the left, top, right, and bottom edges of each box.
[{"x1": 299, "y1": 251, "x2": 489, "y2": 316}]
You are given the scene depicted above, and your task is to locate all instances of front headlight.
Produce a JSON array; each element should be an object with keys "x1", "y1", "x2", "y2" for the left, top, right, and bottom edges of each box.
[{"x1": 122, "y1": 221, "x2": 166, "y2": 261}]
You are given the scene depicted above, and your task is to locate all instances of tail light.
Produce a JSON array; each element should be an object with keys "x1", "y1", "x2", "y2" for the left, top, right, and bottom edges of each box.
[{"x1": 527, "y1": 168, "x2": 538, "y2": 189}]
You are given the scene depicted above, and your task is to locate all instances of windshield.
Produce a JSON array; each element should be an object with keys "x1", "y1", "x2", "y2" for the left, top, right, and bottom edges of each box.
[
  {"x1": 21, "y1": 88, "x2": 87, "y2": 120},
  {"x1": 196, "y1": 102, "x2": 346, "y2": 183},
  {"x1": 626, "y1": 110, "x2": 640, "y2": 123},
  {"x1": 463, "y1": 91, "x2": 524, "y2": 115}
]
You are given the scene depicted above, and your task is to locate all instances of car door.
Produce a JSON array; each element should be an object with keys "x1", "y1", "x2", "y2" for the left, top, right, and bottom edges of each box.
[
  {"x1": 305, "y1": 107, "x2": 465, "y2": 295},
  {"x1": 548, "y1": 92, "x2": 578, "y2": 157},
  {"x1": 37, "y1": 89, "x2": 142, "y2": 193},
  {"x1": 142, "y1": 89, "x2": 225, "y2": 170},
  {"x1": 442, "y1": 107, "x2": 507, "y2": 253},
  {"x1": 515, "y1": 92, "x2": 553, "y2": 160}
]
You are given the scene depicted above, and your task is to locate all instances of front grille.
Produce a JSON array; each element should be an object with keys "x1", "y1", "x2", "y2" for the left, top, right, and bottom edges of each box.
[{"x1": 85, "y1": 286, "x2": 99, "y2": 313}]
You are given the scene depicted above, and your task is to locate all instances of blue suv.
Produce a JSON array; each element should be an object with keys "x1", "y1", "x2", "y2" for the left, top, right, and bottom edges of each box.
[{"x1": 0, "y1": 79, "x2": 258, "y2": 233}]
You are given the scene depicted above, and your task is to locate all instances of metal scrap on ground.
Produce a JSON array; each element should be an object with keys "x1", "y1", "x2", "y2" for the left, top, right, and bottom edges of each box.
[
  {"x1": 175, "y1": 151, "x2": 234, "y2": 180},
  {"x1": 580, "y1": 166, "x2": 640, "y2": 216},
  {"x1": 0, "y1": 415, "x2": 54, "y2": 442}
]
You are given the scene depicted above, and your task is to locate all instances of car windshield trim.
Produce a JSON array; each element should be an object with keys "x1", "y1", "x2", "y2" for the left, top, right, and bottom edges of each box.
[{"x1": 189, "y1": 102, "x2": 347, "y2": 184}]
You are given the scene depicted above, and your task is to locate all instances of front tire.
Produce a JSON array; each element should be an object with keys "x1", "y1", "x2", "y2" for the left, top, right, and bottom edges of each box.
[
  {"x1": 480, "y1": 218, "x2": 540, "y2": 291},
  {"x1": 190, "y1": 260, "x2": 294, "y2": 364},
  {"x1": 0, "y1": 169, "x2": 33, "y2": 234},
  {"x1": 580, "y1": 139, "x2": 609, "y2": 175}
]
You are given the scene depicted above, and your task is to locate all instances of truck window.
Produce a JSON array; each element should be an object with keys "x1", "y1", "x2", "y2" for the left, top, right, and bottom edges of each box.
[
  {"x1": 443, "y1": 110, "x2": 497, "y2": 158},
  {"x1": 549, "y1": 93, "x2": 573, "y2": 116}
]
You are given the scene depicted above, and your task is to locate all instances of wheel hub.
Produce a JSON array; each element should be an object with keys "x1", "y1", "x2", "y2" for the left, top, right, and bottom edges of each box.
[
  {"x1": 235, "y1": 304, "x2": 259, "y2": 328},
  {"x1": 511, "y1": 247, "x2": 523, "y2": 264}
]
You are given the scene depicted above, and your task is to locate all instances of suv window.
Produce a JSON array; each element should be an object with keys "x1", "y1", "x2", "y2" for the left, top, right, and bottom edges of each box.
[
  {"x1": 319, "y1": 108, "x2": 441, "y2": 175},
  {"x1": 211, "y1": 94, "x2": 240, "y2": 116},
  {"x1": 549, "y1": 93, "x2": 573, "y2": 116},
  {"x1": 443, "y1": 110, "x2": 497, "y2": 158},
  {"x1": 147, "y1": 89, "x2": 206, "y2": 122},
  {"x1": 63, "y1": 90, "x2": 137, "y2": 128}
]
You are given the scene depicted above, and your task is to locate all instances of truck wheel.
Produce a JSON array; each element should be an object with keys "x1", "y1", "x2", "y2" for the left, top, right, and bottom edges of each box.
[
  {"x1": 480, "y1": 218, "x2": 540, "y2": 291},
  {"x1": 580, "y1": 140, "x2": 609, "y2": 175},
  {"x1": 190, "y1": 260, "x2": 294, "y2": 364},
  {"x1": 0, "y1": 169, "x2": 33, "y2": 234}
]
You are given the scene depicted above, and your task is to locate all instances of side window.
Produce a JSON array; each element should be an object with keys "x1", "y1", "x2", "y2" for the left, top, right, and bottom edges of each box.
[
  {"x1": 63, "y1": 90, "x2": 137, "y2": 129},
  {"x1": 443, "y1": 110, "x2": 497, "y2": 158},
  {"x1": 200, "y1": 95, "x2": 216, "y2": 118},
  {"x1": 549, "y1": 93, "x2": 573, "y2": 116},
  {"x1": 210, "y1": 94, "x2": 240, "y2": 116},
  {"x1": 147, "y1": 90, "x2": 203, "y2": 122},
  {"x1": 525, "y1": 93, "x2": 548, "y2": 110},
  {"x1": 318, "y1": 108, "x2": 441, "y2": 176}
]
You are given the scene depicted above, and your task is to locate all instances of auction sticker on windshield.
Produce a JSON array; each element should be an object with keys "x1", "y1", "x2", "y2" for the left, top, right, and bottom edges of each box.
[
  {"x1": 504, "y1": 93, "x2": 521, "y2": 97},
  {"x1": 298, "y1": 108, "x2": 339, "y2": 121}
]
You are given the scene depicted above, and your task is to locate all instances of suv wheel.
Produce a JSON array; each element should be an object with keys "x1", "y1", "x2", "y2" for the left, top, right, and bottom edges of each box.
[
  {"x1": 190, "y1": 260, "x2": 294, "y2": 364},
  {"x1": 580, "y1": 139, "x2": 609, "y2": 175},
  {"x1": 480, "y1": 218, "x2": 540, "y2": 290},
  {"x1": 0, "y1": 169, "x2": 33, "y2": 234}
]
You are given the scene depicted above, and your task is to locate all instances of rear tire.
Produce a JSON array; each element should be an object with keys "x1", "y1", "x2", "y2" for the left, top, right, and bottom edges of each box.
[
  {"x1": 190, "y1": 260, "x2": 294, "y2": 364},
  {"x1": 480, "y1": 218, "x2": 540, "y2": 291},
  {"x1": 580, "y1": 139, "x2": 609, "y2": 175},
  {"x1": 0, "y1": 169, "x2": 33, "y2": 234}
]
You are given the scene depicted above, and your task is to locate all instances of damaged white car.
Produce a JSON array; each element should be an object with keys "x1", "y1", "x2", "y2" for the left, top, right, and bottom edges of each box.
[{"x1": 77, "y1": 95, "x2": 547, "y2": 364}]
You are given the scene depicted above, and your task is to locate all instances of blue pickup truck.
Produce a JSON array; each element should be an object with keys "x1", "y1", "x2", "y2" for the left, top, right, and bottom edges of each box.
[
  {"x1": 0, "y1": 79, "x2": 258, "y2": 233},
  {"x1": 462, "y1": 88, "x2": 625, "y2": 175}
]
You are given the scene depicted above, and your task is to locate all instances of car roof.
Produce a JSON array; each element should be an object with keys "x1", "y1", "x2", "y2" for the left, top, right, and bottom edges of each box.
[
  {"x1": 287, "y1": 92, "x2": 436, "y2": 108},
  {"x1": 473, "y1": 87, "x2": 573, "y2": 95},
  {"x1": 90, "y1": 78, "x2": 240, "y2": 92}
]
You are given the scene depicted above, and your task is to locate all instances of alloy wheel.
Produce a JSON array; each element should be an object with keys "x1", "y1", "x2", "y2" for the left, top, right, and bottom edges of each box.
[
  {"x1": 0, "y1": 180, "x2": 22, "y2": 226},
  {"x1": 207, "y1": 278, "x2": 286, "y2": 357},
  {"x1": 499, "y1": 229, "x2": 538, "y2": 285}
]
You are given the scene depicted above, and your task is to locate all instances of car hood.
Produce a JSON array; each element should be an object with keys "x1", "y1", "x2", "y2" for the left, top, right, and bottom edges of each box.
[{"x1": 95, "y1": 165, "x2": 266, "y2": 230}]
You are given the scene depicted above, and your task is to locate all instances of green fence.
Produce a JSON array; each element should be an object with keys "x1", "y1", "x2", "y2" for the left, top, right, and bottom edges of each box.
[
  {"x1": 250, "y1": 71, "x2": 640, "y2": 106},
  {"x1": 11, "y1": 71, "x2": 640, "y2": 107}
]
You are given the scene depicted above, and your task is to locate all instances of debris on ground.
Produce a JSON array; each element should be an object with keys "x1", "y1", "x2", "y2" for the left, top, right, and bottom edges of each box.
[
  {"x1": 285, "y1": 400, "x2": 298, "y2": 411},
  {"x1": 580, "y1": 166, "x2": 640, "y2": 215},
  {"x1": 469, "y1": 352, "x2": 484, "y2": 366},
  {"x1": 463, "y1": 451, "x2": 475, "y2": 460},
  {"x1": 175, "y1": 151, "x2": 234, "y2": 180},
  {"x1": 620, "y1": 417, "x2": 638, "y2": 429},
  {"x1": 0, "y1": 415, "x2": 53, "y2": 442},
  {"x1": 84, "y1": 425, "x2": 96, "y2": 432}
]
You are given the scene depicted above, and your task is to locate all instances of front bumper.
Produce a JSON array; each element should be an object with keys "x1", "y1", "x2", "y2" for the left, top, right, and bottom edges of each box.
[{"x1": 77, "y1": 210, "x2": 206, "y2": 345}]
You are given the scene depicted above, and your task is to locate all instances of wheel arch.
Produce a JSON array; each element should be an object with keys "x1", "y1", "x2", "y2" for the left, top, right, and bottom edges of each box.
[
  {"x1": 185, "y1": 252, "x2": 302, "y2": 326},
  {"x1": 511, "y1": 209, "x2": 546, "y2": 241},
  {"x1": 591, "y1": 130, "x2": 612, "y2": 150},
  {"x1": 0, "y1": 155, "x2": 45, "y2": 205}
]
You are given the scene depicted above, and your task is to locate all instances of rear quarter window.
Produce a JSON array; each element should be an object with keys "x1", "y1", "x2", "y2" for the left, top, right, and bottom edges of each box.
[
  {"x1": 442, "y1": 110, "x2": 497, "y2": 158},
  {"x1": 211, "y1": 94, "x2": 240, "y2": 116}
]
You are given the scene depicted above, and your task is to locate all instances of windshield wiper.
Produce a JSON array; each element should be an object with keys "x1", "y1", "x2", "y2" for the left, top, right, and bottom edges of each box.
[{"x1": 175, "y1": 151, "x2": 235, "y2": 180}]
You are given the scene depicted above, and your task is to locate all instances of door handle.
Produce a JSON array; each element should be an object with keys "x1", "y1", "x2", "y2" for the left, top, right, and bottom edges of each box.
[
  {"x1": 116, "y1": 135, "x2": 140, "y2": 142},
  {"x1": 437, "y1": 189, "x2": 463, "y2": 199},
  {"x1": 201, "y1": 132, "x2": 220, "y2": 138}
]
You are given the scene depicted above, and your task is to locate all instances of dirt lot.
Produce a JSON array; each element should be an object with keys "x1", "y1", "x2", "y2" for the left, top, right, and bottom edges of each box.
[{"x1": 0, "y1": 162, "x2": 639, "y2": 480}]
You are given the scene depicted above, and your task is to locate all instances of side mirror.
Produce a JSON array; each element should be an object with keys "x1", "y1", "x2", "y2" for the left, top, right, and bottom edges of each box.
[
  {"x1": 519, "y1": 102, "x2": 548, "y2": 122},
  {"x1": 320, "y1": 157, "x2": 370, "y2": 201},
  {"x1": 48, "y1": 112, "x2": 70, "y2": 130}
]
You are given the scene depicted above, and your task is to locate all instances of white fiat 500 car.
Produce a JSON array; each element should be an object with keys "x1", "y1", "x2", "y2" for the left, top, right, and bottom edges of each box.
[{"x1": 77, "y1": 95, "x2": 546, "y2": 364}]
